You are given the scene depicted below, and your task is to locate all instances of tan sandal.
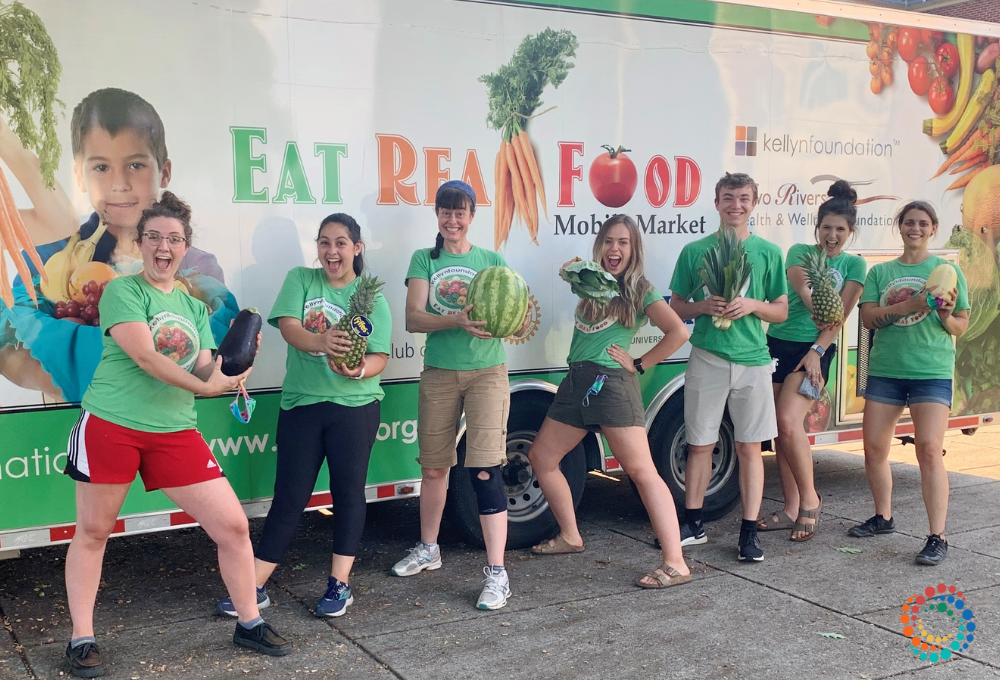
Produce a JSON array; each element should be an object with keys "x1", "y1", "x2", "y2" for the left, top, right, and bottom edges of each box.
[
  {"x1": 635, "y1": 564, "x2": 692, "y2": 589},
  {"x1": 757, "y1": 510, "x2": 796, "y2": 532},
  {"x1": 531, "y1": 534, "x2": 585, "y2": 555},
  {"x1": 790, "y1": 495, "x2": 823, "y2": 543}
]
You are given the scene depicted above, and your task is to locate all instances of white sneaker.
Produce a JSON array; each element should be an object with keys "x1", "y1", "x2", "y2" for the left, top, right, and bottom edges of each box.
[
  {"x1": 476, "y1": 566, "x2": 511, "y2": 610},
  {"x1": 391, "y1": 542, "x2": 442, "y2": 577}
]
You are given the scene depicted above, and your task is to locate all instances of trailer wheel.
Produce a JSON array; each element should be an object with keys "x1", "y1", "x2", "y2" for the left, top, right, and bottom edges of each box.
[
  {"x1": 446, "y1": 391, "x2": 587, "y2": 549},
  {"x1": 646, "y1": 392, "x2": 741, "y2": 522}
]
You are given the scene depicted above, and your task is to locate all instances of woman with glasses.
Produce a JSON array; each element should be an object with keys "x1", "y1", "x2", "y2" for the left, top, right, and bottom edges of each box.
[{"x1": 62, "y1": 193, "x2": 289, "y2": 679}]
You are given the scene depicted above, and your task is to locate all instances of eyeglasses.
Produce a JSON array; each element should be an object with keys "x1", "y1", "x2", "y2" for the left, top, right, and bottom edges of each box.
[{"x1": 143, "y1": 232, "x2": 188, "y2": 246}]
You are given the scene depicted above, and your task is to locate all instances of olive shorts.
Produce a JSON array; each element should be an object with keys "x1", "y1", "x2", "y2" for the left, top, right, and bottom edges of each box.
[
  {"x1": 547, "y1": 362, "x2": 646, "y2": 431},
  {"x1": 417, "y1": 364, "x2": 509, "y2": 469}
]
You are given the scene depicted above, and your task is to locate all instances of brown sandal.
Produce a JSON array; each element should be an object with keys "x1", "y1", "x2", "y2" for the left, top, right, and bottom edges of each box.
[
  {"x1": 757, "y1": 510, "x2": 796, "y2": 532},
  {"x1": 531, "y1": 534, "x2": 585, "y2": 555},
  {"x1": 636, "y1": 564, "x2": 692, "y2": 589},
  {"x1": 790, "y1": 495, "x2": 823, "y2": 543}
]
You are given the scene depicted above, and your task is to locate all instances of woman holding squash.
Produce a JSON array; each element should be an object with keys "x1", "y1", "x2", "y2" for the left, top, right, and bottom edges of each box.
[
  {"x1": 528, "y1": 215, "x2": 693, "y2": 590},
  {"x1": 62, "y1": 193, "x2": 288, "y2": 679},
  {"x1": 850, "y1": 201, "x2": 969, "y2": 566},
  {"x1": 392, "y1": 180, "x2": 529, "y2": 611},
  {"x1": 215, "y1": 213, "x2": 391, "y2": 619}
]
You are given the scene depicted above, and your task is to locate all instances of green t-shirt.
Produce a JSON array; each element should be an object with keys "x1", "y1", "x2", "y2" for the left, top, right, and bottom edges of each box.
[
  {"x1": 669, "y1": 232, "x2": 787, "y2": 366},
  {"x1": 405, "y1": 246, "x2": 507, "y2": 371},
  {"x1": 82, "y1": 275, "x2": 216, "y2": 433},
  {"x1": 567, "y1": 287, "x2": 663, "y2": 369},
  {"x1": 268, "y1": 267, "x2": 392, "y2": 410},
  {"x1": 860, "y1": 256, "x2": 970, "y2": 380},
  {"x1": 767, "y1": 244, "x2": 867, "y2": 343}
]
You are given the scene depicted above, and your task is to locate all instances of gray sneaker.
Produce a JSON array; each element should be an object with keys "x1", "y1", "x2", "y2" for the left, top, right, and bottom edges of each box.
[
  {"x1": 476, "y1": 566, "x2": 511, "y2": 610},
  {"x1": 215, "y1": 586, "x2": 270, "y2": 617},
  {"x1": 391, "y1": 542, "x2": 442, "y2": 577}
]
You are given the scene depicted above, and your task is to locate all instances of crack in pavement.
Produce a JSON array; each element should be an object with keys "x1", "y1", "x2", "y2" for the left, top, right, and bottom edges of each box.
[{"x1": 0, "y1": 601, "x2": 37, "y2": 679}]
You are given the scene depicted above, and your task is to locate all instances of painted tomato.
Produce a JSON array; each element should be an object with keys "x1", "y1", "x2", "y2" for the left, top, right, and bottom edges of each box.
[
  {"x1": 935, "y1": 41, "x2": 960, "y2": 79},
  {"x1": 898, "y1": 27, "x2": 920, "y2": 62},
  {"x1": 908, "y1": 56, "x2": 930, "y2": 96},
  {"x1": 589, "y1": 145, "x2": 638, "y2": 208},
  {"x1": 928, "y1": 75, "x2": 955, "y2": 115}
]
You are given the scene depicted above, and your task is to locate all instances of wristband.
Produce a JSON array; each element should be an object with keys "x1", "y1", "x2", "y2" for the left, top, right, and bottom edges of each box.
[
  {"x1": 633, "y1": 357, "x2": 645, "y2": 375},
  {"x1": 350, "y1": 366, "x2": 366, "y2": 380},
  {"x1": 810, "y1": 344, "x2": 825, "y2": 358}
]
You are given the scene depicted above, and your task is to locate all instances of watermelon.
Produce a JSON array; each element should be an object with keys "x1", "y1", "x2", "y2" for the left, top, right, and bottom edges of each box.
[{"x1": 467, "y1": 266, "x2": 529, "y2": 338}]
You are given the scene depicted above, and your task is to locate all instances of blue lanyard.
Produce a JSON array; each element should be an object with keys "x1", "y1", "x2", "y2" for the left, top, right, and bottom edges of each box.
[{"x1": 582, "y1": 374, "x2": 607, "y2": 407}]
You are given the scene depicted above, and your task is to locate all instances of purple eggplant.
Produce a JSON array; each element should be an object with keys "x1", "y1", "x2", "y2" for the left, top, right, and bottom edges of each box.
[{"x1": 218, "y1": 307, "x2": 262, "y2": 376}]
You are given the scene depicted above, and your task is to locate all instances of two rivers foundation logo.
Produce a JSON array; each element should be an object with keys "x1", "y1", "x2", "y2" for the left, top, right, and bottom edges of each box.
[{"x1": 900, "y1": 584, "x2": 976, "y2": 663}]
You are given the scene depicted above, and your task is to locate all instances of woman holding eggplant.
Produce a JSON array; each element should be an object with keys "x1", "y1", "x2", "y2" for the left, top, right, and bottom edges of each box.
[
  {"x1": 63, "y1": 193, "x2": 288, "y2": 679},
  {"x1": 215, "y1": 213, "x2": 391, "y2": 619},
  {"x1": 528, "y1": 215, "x2": 693, "y2": 589}
]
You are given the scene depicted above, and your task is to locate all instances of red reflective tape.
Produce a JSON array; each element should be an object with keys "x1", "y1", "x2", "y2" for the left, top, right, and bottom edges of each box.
[
  {"x1": 171, "y1": 512, "x2": 196, "y2": 526},
  {"x1": 377, "y1": 485, "x2": 395, "y2": 499},
  {"x1": 808, "y1": 436, "x2": 816, "y2": 445},
  {"x1": 110, "y1": 520, "x2": 126, "y2": 535},
  {"x1": 306, "y1": 493, "x2": 333, "y2": 508},
  {"x1": 949, "y1": 416, "x2": 980, "y2": 428},
  {"x1": 838, "y1": 430, "x2": 863, "y2": 442},
  {"x1": 50, "y1": 525, "x2": 76, "y2": 542},
  {"x1": 606, "y1": 457, "x2": 620, "y2": 470}
]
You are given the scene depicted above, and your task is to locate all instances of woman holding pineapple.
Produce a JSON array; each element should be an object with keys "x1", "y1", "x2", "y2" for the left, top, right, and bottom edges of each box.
[
  {"x1": 761, "y1": 181, "x2": 866, "y2": 541},
  {"x1": 215, "y1": 213, "x2": 391, "y2": 619},
  {"x1": 850, "y1": 201, "x2": 969, "y2": 566},
  {"x1": 394, "y1": 180, "x2": 530, "y2": 611}
]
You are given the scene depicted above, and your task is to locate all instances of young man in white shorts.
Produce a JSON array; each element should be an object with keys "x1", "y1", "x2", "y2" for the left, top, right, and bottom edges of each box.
[{"x1": 668, "y1": 173, "x2": 788, "y2": 562}]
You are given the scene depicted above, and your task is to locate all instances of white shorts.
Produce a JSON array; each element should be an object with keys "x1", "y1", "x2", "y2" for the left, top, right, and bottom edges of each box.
[{"x1": 684, "y1": 347, "x2": 777, "y2": 446}]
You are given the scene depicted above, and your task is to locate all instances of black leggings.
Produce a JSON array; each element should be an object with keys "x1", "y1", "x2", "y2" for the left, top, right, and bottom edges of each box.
[{"x1": 256, "y1": 400, "x2": 380, "y2": 562}]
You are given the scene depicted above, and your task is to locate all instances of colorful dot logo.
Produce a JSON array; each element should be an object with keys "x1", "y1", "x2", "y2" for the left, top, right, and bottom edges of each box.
[{"x1": 900, "y1": 584, "x2": 975, "y2": 663}]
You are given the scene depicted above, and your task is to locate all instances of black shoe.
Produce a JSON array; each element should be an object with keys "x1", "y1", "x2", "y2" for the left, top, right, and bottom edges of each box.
[
  {"x1": 738, "y1": 527, "x2": 764, "y2": 562},
  {"x1": 66, "y1": 641, "x2": 106, "y2": 678},
  {"x1": 916, "y1": 534, "x2": 948, "y2": 566},
  {"x1": 233, "y1": 621, "x2": 292, "y2": 657},
  {"x1": 654, "y1": 522, "x2": 707, "y2": 549},
  {"x1": 848, "y1": 514, "x2": 896, "y2": 537}
]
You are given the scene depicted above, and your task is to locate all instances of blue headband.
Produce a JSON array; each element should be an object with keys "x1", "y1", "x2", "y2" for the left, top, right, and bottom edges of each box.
[{"x1": 437, "y1": 180, "x2": 476, "y2": 205}]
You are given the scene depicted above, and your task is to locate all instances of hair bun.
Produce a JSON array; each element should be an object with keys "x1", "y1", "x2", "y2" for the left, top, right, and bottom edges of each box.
[
  {"x1": 827, "y1": 179, "x2": 857, "y2": 204},
  {"x1": 156, "y1": 191, "x2": 192, "y2": 221}
]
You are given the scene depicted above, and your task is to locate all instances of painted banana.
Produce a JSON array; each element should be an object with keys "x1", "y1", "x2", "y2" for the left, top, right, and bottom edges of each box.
[{"x1": 40, "y1": 233, "x2": 80, "y2": 303}]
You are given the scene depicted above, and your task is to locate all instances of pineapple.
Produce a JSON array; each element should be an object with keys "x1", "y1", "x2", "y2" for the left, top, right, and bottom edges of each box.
[
  {"x1": 330, "y1": 274, "x2": 384, "y2": 371},
  {"x1": 801, "y1": 248, "x2": 844, "y2": 326}
]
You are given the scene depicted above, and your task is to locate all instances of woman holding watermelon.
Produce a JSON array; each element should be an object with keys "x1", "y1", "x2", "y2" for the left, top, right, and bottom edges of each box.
[
  {"x1": 394, "y1": 180, "x2": 529, "y2": 611},
  {"x1": 850, "y1": 201, "x2": 969, "y2": 566},
  {"x1": 760, "y1": 181, "x2": 866, "y2": 542},
  {"x1": 62, "y1": 193, "x2": 289, "y2": 678},
  {"x1": 528, "y1": 215, "x2": 693, "y2": 589},
  {"x1": 214, "y1": 213, "x2": 391, "y2": 620}
]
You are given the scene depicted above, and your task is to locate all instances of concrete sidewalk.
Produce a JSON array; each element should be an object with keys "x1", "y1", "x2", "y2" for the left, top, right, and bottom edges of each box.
[{"x1": 2, "y1": 428, "x2": 1000, "y2": 679}]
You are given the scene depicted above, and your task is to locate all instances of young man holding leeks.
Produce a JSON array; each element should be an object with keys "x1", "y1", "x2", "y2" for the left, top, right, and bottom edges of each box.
[{"x1": 668, "y1": 173, "x2": 788, "y2": 562}]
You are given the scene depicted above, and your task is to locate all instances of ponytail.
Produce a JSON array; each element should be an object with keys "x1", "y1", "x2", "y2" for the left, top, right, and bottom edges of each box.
[{"x1": 430, "y1": 233, "x2": 445, "y2": 260}]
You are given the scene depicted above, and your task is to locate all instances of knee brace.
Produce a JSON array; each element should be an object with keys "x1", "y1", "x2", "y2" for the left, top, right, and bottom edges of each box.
[{"x1": 469, "y1": 466, "x2": 507, "y2": 515}]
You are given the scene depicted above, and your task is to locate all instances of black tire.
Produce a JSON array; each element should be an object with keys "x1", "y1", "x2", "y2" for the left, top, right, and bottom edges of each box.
[
  {"x1": 446, "y1": 390, "x2": 587, "y2": 549},
  {"x1": 646, "y1": 391, "x2": 741, "y2": 522}
]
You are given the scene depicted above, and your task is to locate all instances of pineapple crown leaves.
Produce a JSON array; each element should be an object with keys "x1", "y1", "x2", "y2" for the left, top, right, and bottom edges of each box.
[
  {"x1": 801, "y1": 248, "x2": 837, "y2": 291},
  {"x1": 347, "y1": 274, "x2": 385, "y2": 315},
  {"x1": 698, "y1": 228, "x2": 751, "y2": 302}
]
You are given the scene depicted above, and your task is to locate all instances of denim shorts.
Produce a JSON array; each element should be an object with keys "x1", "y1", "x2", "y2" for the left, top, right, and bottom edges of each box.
[{"x1": 863, "y1": 376, "x2": 953, "y2": 408}]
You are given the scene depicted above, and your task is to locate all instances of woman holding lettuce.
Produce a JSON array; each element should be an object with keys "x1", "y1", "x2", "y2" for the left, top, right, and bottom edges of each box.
[{"x1": 528, "y1": 215, "x2": 692, "y2": 589}]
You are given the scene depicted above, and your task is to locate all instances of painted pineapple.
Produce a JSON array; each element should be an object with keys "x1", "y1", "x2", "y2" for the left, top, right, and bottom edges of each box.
[
  {"x1": 802, "y1": 248, "x2": 844, "y2": 326},
  {"x1": 330, "y1": 274, "x2": 384, "y2": 371}
]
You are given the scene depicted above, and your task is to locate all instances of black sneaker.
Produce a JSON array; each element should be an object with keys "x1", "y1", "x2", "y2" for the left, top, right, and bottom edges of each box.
[
  {"x1": 916, "y1": 534, "x2": 948, "y2": 566},
  {"x1": 233, "y1": 621, "x2": 292, "y2": 656},
  {"x1": 654, "y1": 522, "x2": 707, "y2": 549},
  {"x1": 738, "y1": 527, "x2": 764, "y2": 562},
  {"x1": 848, "y1": 514, "x2": 896, "y2": 537},
  {"x1": 66, "y1": 641, "x2": 106, "y2": 678}
]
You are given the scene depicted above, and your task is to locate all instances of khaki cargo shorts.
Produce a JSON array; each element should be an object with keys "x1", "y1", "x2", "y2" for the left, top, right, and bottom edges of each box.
[
  {"x1": 684, "y1": 347, "x2": 777, "y2": 446},
  {"x1": 417, "y1": 364, "x2": 509, "y2": 469}
]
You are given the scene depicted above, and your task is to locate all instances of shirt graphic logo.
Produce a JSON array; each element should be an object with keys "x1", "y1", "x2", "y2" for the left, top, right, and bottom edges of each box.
[
  {"x1": 430, "y1": 266, "x2": 476, "y2": 315},
  {"x1": 303, "y1": 297, "x2": 346, "y2": 356},
  {"x1": 149, "y1": 312, "x2": 200, "y2": 371},
  {"x1": 880, "y1": 276, "x2": 929, "y2": 326}
]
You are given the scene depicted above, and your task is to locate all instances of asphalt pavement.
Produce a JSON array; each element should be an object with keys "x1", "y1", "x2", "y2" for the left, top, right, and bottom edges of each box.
[{"x1": 3, "y1": 427, "x2": 1000, "y2": 679}]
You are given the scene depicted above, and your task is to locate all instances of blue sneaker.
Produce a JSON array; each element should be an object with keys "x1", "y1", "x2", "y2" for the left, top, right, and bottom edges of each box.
[
  {"x1": 215, "y1": 586, "x2": 270, "y2": 618},
  {"x1": 314, "y1": 577, "x2": 353, "y2": 618}
]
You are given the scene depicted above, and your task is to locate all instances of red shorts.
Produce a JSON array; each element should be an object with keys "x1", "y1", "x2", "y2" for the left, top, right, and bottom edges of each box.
[{"x1": 65, "y1": 411, "x2": 224, "y2": 491}]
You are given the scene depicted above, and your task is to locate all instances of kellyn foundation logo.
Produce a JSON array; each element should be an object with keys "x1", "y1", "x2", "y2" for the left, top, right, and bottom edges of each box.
[{"x1": 901, "y1": 584, "x2": 975, "y2": 663}]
